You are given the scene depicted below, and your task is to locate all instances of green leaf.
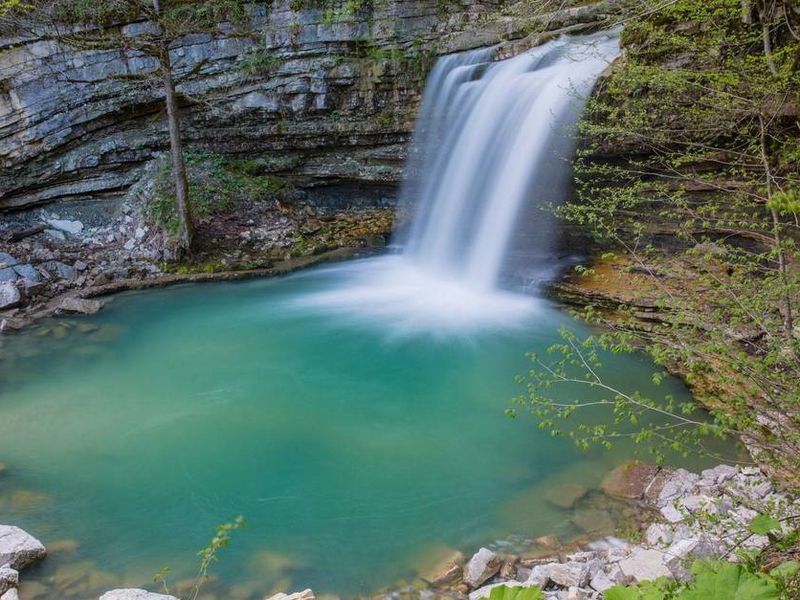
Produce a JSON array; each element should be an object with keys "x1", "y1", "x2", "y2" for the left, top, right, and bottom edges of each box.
[
  {"x1": 749, "y1": 514, "x2": 782, "y2": 536},
  {"x1": 486, "y1": 585, "x2": 544, "y2": 600},
  {"x1": 769, "y1": 560, "x2": 800, "y2": 580},
  {"x1": 678, "y1": 561, "x2": 779, "y2": 600}
]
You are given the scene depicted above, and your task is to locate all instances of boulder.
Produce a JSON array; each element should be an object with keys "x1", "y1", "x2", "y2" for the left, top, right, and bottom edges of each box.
[
  {"x1": 0, "y1": 269, "x2": 16, "y2": 283},
  {"x1": 0, "y1": 589, "x2": 19, "y2": 600},
  {"x1": 264, "y1": 590, "x2": 315, "y2": 600},
  {"x1": 547, "y1": 561, "x2": 592, "y2": 588},
  {"x1": 0, "y1": 254, "x2": 18, "y2": 269},
  {"x1": 12, "y1": 265, "x2": 40, "y2": 284},
  {"x1": 617, "y1": 548, "x2": 671, "y2": 583},
  {"x1": 99, "y1": 590, "x2": 178, "y2": 600},
  {"x1": 0, "y1": 525, "x2": 46, "y2": 570},
  {"x1": 663, "y1": 538, "x2": 715, "y2": 580},
  {"x1": 58, "y1": 297, "x2": 104, "y2": 315},
  {"x1": 589, "y1": 569, "x2": 615, "y2": 592},
  {"x1": 425, "y1": 551, "x2": 464, "y2": 587},
  {"x1": 41, "y1": 261, "x2": 76, "y2": 281},
  {"x1": 525, "y1": 564, "x2": 551, "y2": 587},
  {"x1": 0, "y1": 283, "x2": 21, "y2": 310},
  {"x1": 544, "y1": 483, "x2": 588, "y2": 509},
  {"x1": 46, "y1": 219, "x2": 84, "y2": 235},
  {"x1": 0, "y1": 566, "x2": 18, "y2": 595},
  {"x1": 463, "y1": 548, "x2": 502, "y2": 588},
  {"x1": 601, "y1": 462, "x2": 660, "y2": 500},
  {"x1": 469, "y1": 582, "x2": 524, "y2": 600}
]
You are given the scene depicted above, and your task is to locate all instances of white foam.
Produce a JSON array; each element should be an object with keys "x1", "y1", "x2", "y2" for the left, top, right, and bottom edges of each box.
[{"x1": 286, "y1": 256, "x2": 538, "y2": 337}]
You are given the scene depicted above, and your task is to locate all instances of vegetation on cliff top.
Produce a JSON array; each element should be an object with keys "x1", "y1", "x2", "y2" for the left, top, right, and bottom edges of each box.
[{"x1": 517, "y1": 0, "x2": 800, "y2": 489}]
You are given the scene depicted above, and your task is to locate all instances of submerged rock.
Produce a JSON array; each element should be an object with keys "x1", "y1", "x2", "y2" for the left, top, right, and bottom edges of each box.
[
  {"x1": 544, "y1": 483, "x2": 588, "y2": 509},
  {"x1": 0, "y1": 526, "x2": 46, "y2": 570},
  {"x1": 99, "y1": 590, "x2": 178, "y2": 600},
  {"x1": 58, "y1": 297, "x2": 104, "y2": 315},
  {"x1": 601, "y1": 462, "x2": 661, "y2": 500},
  {"x1": 265, "y1": 589, "x2": 315, "y2": 600},
  {"x1": 463, "y1": 548, "x2": 502, "y2": 588}
]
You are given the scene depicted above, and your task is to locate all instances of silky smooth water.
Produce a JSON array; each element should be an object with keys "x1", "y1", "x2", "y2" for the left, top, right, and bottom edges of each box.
[{"x1": 0, "y1": 260, "x2": 724, "y2": 599}]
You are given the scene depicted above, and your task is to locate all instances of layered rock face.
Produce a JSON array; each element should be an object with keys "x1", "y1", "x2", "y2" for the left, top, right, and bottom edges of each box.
[{"x1": 0, "y1": 0, "x2": 504, "y2": 211}]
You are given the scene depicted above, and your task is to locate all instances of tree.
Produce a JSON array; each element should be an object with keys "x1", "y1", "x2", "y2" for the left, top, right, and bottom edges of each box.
[
  {"x1": 0, "y1": 0, "x2": 251, "y2": 256},
  {"x1": 518, "y1": 0, "x2": 800, "y2": 483}
]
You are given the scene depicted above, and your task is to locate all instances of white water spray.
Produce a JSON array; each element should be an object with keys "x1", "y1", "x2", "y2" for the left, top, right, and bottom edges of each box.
[{"x1": 291, "y1": 33, "x2": 620, "y2": 333}]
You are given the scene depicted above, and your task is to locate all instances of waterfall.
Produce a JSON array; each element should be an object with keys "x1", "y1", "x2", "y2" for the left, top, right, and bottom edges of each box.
[
  {"x1": 291, "y1": 32, "x2": 619, "y2": 333},
  {"x1": 398, "y1": 32, "x2": 620, "y2": 290}
]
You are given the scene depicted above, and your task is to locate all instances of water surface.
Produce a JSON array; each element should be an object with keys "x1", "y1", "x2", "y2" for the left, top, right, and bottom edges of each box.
[{"x1": 0, "y1": 259, "x2": 721, "y2": 598}]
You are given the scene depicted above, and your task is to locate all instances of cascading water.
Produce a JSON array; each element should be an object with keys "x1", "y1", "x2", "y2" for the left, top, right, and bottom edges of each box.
[
  {"x1": 293, "y1": 32, "x2": 620, "y2": 333},
  {"x1": 400, "y1": 32, "x2": 620, "y2": 288}
]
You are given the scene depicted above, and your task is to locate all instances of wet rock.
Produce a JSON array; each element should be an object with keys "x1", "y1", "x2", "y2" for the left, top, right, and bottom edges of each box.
[
  {"x1": 571, "y1": 509, "x2": 615, "y2": 537},
  {"x1": 544, "y1": 484, "x2": 588, "y2": 509},
  {"x1": 99, "y1": 590, "x2": 178, "y2": 600},
  {"x1": 0, "y1": 525, "x2": 47, "y2": 570},
  {"x1": 265, "y1": 590, "x2": 315, "y2": 600},
  {"x1": 424, "y1": 550, "x2": 464, "y2": 587},
  {"x1": 48, "y1": 539, "x2": 80, "y2": 555},
  {"x1": 601, "y1": 462, "x2": 660, "y2": 500},
  {"x1": 58, "y1": 297, "x2": 104, "y2": 315},
  {"x1": 0, "y1": 566, "x2": 18, "y2": 595},
  {"x1": 617, "y1": 548, "x2": 671, "y2": 583},
  {"x1": 0, "y1": 283, "x2": 21, "y2": 310},
  {"x1": 0, "y1": 269, "x2": 17, "y2": 283},
  {"x1": 463, "y1": 548, "x2": 502, "y2": 588}
]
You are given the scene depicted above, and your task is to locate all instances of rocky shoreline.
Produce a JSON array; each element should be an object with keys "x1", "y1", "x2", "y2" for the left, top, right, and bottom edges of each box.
[{"x1": 1, "y1": 461, "x2": 796, "y2": 600}]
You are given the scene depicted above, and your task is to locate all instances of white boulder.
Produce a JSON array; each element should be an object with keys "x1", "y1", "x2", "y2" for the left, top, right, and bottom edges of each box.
[
  {"x1": 99, "y1": 590, "x2": 178, "y2": 600},
  {"x1": 0, "y1": 526, "x2": 46, "y2": 570},
  {"x1": 463, "y1": 548, "x2": 502, "y2": 588}
]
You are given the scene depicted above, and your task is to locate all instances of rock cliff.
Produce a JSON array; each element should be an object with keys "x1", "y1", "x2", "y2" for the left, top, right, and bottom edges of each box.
[{"x1": 0, "y1": 0, "x2": 620, "y2": 212}]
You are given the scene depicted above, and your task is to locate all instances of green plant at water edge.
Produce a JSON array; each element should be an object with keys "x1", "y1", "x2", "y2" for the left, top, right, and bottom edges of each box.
[
  {"x1": 510, "y1": 326, "x2": 733, "y2": 464},
  {"x1": 153, "y1": 515, "x2": 246, "y2": 600},
  {"x1": 605, "y1": 558, "x2": 800, "y2": 599},
  {"x1": 486, "y1": 585, "x2": 544, "y2": 600}
]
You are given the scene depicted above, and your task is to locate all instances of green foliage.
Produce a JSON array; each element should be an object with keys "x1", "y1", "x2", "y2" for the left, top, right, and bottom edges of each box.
[
  {"x1": 153, "y1": 515, "x2": 246, "y2": 600},
  {"x1": 239, "y1": 49, "x2": 283, "y2": 77},
  {"x1": 554, "y1": 0, "x2": 800, "y2": 480},
  {"x1": 606, "y1": 559, "x2": 795, "y2": 599},
  {"x1": 149, "y1": 150, "x2": 287, "y2": 234},
  {"x1": 486, "y1": 585, "x2": 544, "y2": 600},
  {"x1": 750, "y1": 514, "x2": 783, "y2": 536}
]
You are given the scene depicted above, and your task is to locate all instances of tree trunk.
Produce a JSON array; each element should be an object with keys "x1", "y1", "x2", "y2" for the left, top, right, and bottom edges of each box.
[
  {"x1": 153, "y1": 0, "x2": 193, "y2": 256},
  {"x1": 758, "y1": 115, "x2": 794, "y2": 336}
]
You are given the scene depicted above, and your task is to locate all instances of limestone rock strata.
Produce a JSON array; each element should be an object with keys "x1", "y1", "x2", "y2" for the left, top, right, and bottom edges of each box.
[
  {"x1": 0, "y1": 1, "x2": 502, "y2": 210},
  {"x1": 0, "y1": 0, "x2": 623, "y2": 212}
]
